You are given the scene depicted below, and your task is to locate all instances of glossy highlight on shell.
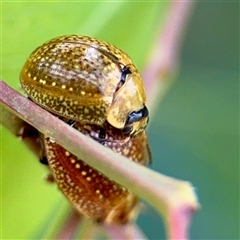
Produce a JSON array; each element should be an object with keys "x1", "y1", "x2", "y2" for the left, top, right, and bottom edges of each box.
[{"x1": 20, "y1": 35, "x2": 151, "y2": 223}]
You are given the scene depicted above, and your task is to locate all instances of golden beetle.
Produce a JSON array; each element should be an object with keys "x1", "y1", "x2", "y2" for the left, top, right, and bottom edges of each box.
[
  {"x1": 20, "y1": 35, "x2": 151, "y2": 223},
  {"x1": 20, "y1": 35, "x2": 149, "y2": 136}
]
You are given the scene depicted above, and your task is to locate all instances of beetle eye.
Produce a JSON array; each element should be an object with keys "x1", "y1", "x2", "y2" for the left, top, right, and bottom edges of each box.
[
  {"x1": 120, "y1": 66, "x2": 132, "y2": 85},
  {"x1": 126, "y1": 105, "x2": 149, "y2": 124}
]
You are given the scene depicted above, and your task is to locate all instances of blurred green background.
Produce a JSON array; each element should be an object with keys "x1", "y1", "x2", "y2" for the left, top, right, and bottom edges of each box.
[{"x1": 1, "y1": 2, "x2": 239, "y2": 240}]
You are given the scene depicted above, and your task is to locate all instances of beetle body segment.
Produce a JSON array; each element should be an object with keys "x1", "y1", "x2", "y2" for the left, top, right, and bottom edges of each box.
[{"x1": 20, "y1": 35, "x2": 148, "y2": 134}]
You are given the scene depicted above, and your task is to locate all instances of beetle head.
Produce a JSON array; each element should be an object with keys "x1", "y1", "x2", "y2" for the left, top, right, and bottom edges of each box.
[{"x1": 106, "y1": 67, "x2": 149, "y2": 136}]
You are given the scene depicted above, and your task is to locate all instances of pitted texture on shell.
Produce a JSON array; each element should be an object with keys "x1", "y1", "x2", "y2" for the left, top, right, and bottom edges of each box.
[
  {"x1": 43, "y1": 121, "x2": 150, "y2": 223},
  {"x1": 20, "y1": 35, "x2": 134, "y2": 124}
]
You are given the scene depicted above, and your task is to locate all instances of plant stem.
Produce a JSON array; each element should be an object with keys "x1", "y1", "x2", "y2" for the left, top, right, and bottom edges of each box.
[
  {"x1": 143, "y1": 1, "x2": 195, "y2": 112},
  {"x1": 1, "y1": 2, "x2": 198, "y2": 239},
  {"x1": 0, "y1": 80, "x2": 199, "y2": 239}
]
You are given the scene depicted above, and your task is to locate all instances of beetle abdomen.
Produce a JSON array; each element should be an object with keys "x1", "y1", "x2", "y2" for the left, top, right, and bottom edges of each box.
[{"x1": 43, "y1": 120, "x2": 150, "y2": 223}]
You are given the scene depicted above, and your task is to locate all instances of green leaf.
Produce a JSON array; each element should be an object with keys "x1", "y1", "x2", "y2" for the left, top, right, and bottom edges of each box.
[{"x1": 2, "y1": 2, "x2": 170, "y2": 239}]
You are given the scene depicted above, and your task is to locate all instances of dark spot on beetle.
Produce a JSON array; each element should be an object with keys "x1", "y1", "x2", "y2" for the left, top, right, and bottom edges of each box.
[
  {"x1": 120, "y1": 66, "x2": 132, "y2": 84},
  {"x1": 115, "y1": 66, "x2": 132, "y2": 91},
  {"x1": 99, "y1": 128, "x2": 106, "y2": 139},
  {"x1": 91, "y1": 128, "x2": 106, "y2": 145},
  {"x1": 126, "y1": 105, "x2": 149, "y2": 124},
  {"x1": 122, "y1": 125, "x2": 133, "y2": 135},
  {"x1": 17, "y1": 121, "x2": 39, "y2": 138},
  {"x1": 45, "y1": 173, "x2": 55, "y2": 183},
  {"x1": 40, "y1": 156, "x2": 49, "y2": 165},
  {"x1": 67, "y1": 119, "x2": 76, "y2": 126}
]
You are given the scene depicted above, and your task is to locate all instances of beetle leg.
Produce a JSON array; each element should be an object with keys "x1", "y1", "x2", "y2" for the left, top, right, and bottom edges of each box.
[
  {"x1": 99, "y1": 127, "x2": 106, "y2": 139},
  {"x1": 93, "y1": 127, "x2": 106, "y2": 146},
  {"x1": 17, "y1": 123, "x2": 39, "y2": 139},
  {"x1": 38, "y1": 133, "x2": 49, "y2": 165},
  {"x1": 39, "y1": 156, "x2": 49, "y2": 165},
  {"x1": 39, "y1": 134, "x2": 56, "y2": 183},
  {"x1": 44, "y1": 172, "x2": 55, "y2": 183}
]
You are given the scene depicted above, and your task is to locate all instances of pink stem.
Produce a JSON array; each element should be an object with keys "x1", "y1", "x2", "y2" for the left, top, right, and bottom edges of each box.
[
  {"x1": 167, "y1": 205, "x2": 195, "y2": 240},
  {"x1": 55, "y1": 210, "x2": 81, "y2": 240},
  {"x1": 1, "y1": 3, "x2": 197, "y2": 240},
  {"x1": 143, "y1": 1, "x2": 195, "y2": 108},
  {"x1": 0, "y1": 67, "x2": 199, "y2": 240},
  {"x1": 103, "y1": 223, "x2": 147, "y2": 240}
]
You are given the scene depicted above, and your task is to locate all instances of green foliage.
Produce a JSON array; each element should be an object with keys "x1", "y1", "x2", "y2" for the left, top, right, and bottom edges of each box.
[
  {"x1": 1, "y1": 2, "x2": 169, "y2": 239},
  {"x1": 2, "y1": 2, "x2": 238, "y2": 240}
]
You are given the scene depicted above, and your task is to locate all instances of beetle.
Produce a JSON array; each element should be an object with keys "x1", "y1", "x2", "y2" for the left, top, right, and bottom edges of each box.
[
  {"x1": 20, "y1": 35, "x2": 151, "y2": 223},
  {"x1": 20, "y1": 35, "x2": 149, "y2": 136}
]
